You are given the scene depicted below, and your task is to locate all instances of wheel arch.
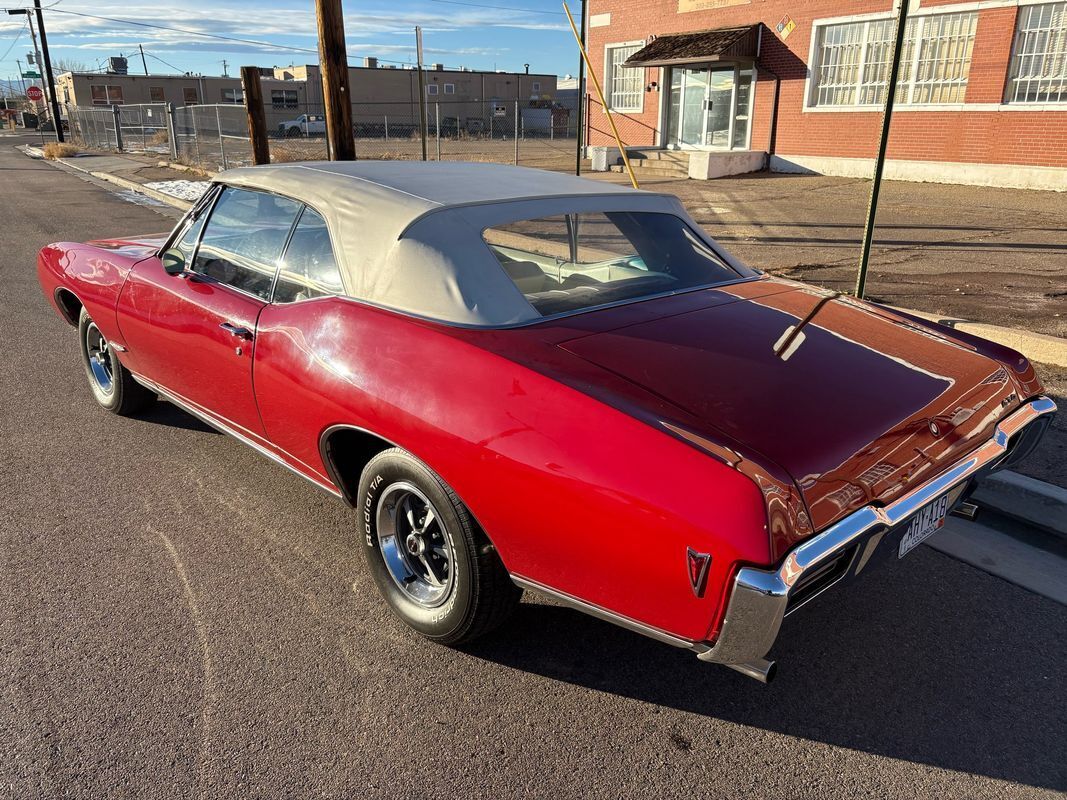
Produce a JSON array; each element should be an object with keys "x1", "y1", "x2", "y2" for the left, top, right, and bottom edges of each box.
[
  {"x1": 54, "y1": 287, "x2": 83, "y2": 326},
  {"x1": 318, "y1": 423, "x2": 504, "y2": 555}
]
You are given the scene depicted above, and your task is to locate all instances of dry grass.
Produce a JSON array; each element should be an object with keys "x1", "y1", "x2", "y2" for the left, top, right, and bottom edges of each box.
[
  {"x1": 43, "y1": 142, "x2": 79, "y2": 159},
  {"x1": 147, "y1": 130, "x2": 169, "y2": 148}
]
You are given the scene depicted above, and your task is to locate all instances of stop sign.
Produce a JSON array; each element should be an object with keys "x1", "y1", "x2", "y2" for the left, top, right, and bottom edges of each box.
[{"x1": 26, "y1": 86, "x2": 43, "y2": 102}]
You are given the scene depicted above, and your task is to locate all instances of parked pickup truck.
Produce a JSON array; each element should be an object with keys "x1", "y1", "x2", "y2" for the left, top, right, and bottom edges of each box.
[{"x1": 278, "y1": 114, "x2": 325, "y2": 137}]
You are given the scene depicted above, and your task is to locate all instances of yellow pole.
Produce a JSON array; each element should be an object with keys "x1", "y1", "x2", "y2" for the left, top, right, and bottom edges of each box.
[{"x1": 563, "y1": 1, "x2": 639, "y2": 189}]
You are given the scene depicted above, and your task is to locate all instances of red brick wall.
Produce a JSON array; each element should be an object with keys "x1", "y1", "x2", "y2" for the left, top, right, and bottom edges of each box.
[{"x1": 585, "y1": 0, "x2": 1067, "y2": 168}]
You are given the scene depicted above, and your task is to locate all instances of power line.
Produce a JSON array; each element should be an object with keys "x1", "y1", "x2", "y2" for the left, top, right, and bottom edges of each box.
[
  {"x1": 0, "y1": 17, "x2": 28, "y2": 63},
  {"x1": 39, "y1": 8, "x2": 428, "y2": 68},
  {"x1": 428, "y1": 0, "x2": 563, "y2": 15}
]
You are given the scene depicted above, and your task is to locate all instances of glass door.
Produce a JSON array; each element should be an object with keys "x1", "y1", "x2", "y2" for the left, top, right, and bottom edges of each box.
[{"x1": 666, "y1": 64, "x2": 753, "y2": 150}]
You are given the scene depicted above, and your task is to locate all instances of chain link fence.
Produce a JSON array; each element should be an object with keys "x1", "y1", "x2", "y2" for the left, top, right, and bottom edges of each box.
[{"x1": 65, "y1": 96, "x2": 583, "y2": 174}]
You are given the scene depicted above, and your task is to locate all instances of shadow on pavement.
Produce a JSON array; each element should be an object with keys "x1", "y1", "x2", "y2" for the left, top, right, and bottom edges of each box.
[
  {"x1": 462, "y1": 549, "x2": 1067, "y2": 791},
  {"x1": 138, "y1": 401, "x2": 220, "y2": 435}
]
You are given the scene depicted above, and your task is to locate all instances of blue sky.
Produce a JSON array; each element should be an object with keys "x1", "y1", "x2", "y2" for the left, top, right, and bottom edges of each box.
[{"x1": 0, "y1": 0, "x2": 579, "y2": 87}]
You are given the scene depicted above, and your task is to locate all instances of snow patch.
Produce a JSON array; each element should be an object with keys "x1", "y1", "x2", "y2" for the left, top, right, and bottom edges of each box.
[{"x1": 143, "y1": 180, "x2": 210, "y2": 202}]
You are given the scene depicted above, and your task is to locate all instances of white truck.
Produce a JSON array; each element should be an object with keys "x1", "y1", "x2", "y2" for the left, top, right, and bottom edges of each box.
[{"x1": 277, "y1": 114, "x2": 326, "y2": 137}]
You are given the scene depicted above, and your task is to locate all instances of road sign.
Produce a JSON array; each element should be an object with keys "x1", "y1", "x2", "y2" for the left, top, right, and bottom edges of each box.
[
  {"x1": 22, "y1": 71, "x2": 41, "y2": 79},
  {"x1": 26, "y1": 86, "x2": 44, "y2": 102}
]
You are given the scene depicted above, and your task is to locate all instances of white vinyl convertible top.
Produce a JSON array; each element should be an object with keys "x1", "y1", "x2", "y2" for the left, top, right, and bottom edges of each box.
[{"x1": 216, "y1": 161, "x2": 708, "y2": 326}]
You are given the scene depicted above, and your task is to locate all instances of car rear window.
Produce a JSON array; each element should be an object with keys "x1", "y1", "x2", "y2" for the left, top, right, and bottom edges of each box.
[{"x1": 482, "y1": 212, "x2": 741, "y2": 317}]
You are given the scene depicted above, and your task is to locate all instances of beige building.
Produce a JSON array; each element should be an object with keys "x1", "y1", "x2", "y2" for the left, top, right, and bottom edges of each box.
[{"x1": 56, "y1": 62, "x2": 558, "y2": 133}]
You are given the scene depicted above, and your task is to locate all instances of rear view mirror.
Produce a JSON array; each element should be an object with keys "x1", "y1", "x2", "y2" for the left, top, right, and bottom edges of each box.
[{"x1": 161, "y1": 248, "x2": 186, "y2": 275}]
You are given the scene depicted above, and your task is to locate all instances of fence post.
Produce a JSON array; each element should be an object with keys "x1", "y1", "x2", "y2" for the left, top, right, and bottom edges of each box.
[
  {"x1": 112, "y1": 104, "x2": 123, "y2": 151},
  {"x1": 435, "y1": 102, "x2": 441, "y2": 161},
  {"x1": 166, "y1": 103, "x2": 178, "y2": 160},
  {"x1": 384, "y1": 114, "x2": 389, "y2": 141},
  {"x1": 140, "y1": 106, "x2": 146, "y2": 151},
  {"x1": 216, "y1": 105, "x2": 228, "y2": 170},
  {"x1": 513, "y1": 100, "x2": 519, "y2": 165}
]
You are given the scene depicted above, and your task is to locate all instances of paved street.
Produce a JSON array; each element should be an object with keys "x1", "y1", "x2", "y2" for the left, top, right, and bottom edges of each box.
[{"x1": 1, "y1": 134, "x2": 1065, "y2": 799}]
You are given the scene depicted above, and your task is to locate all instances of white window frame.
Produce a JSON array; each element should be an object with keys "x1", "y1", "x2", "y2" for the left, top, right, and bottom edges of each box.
[
  {"x1": 270, "y1": 89, "x2": 298, "y2": 109},
  {"x1": 605, "y1": 40, "x2": 644, "y2": 113},
  {"x1": 221, "y1": 88, "x2": 244, "y2": 104},
  {"x1": 532, "y1": 81, "x2": 541, "y2": 92},
  {"x1": 1007, "y1": 2, "x2": 1067, "y2": 103},
  {"x1": 444, "y1": 83, "x2": 455, "y2": 94},
  {"x1": 427, "y1": 84, "x2": 439, "y2": 95},
  {"x1": 805, "y1": 10, "x2": 978, "y2": 110}
]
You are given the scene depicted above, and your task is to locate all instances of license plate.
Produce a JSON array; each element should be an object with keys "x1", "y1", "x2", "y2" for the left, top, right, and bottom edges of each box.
[{"x1": 898, "y1": 494, "x2": 950, "y2": 559}]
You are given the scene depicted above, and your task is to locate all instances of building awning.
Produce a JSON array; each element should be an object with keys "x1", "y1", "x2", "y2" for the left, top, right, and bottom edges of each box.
[{"x1": 624, "y1": 25, "x2": 761, "y2": 68}]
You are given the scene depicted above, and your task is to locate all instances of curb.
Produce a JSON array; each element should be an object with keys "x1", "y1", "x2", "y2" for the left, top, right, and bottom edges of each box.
[
  {"x1": 48, "y1": 154, "x2": 194, "y2": 212},
  {"x1": 891, "y1": 306, "x2": 1067, "y2": 369},
  {"x1": 974, "y1": 470, "x2": 1067, "y2": 540}
]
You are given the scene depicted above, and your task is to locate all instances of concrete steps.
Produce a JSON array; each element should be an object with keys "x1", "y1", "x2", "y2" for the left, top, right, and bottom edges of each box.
[{"x1": 609, "y1": 149, "x2": 691, "y2": 179}]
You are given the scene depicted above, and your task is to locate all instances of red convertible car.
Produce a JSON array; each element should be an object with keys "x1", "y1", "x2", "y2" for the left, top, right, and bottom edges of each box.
[{"x1": 38, "y1": 162, "x2": 1055, "y2": 681}]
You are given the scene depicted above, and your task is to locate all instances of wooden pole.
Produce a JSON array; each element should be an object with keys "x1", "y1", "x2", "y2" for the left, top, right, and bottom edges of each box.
[
  {"x1": 855, "y1": 0, "x2": 910, "y2": 298},
  {"x1": 316, "y1": 0, "x2": 356, "y2": 161},
  {"x1": 562, "y1": 1, "x2": 637, "y2": 189},
  {"x1": 33, "y1": 0, "x2": 64, "y2": 142},
  {"x1": 240, "y1": 66, "x2": 270, "y2": 165}
]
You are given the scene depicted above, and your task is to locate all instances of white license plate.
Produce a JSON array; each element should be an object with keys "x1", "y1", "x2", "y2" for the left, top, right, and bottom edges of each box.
[{"x1": 898, "y1": 494, "x2": 950, "y2": 559}]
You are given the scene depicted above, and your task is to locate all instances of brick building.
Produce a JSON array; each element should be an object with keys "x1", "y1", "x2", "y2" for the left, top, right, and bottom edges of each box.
[{"x1": 584, "y1": 0, "x2": 1067, "y2": 189}]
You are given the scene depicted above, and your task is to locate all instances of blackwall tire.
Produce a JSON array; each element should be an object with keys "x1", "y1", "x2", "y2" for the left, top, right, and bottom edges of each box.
[
  {"x1": 358, "y1": 447, "x2": 521, "y2": 644},
  {"x1": 78, "y1": 308, "x2": 155, "y2": 416}
]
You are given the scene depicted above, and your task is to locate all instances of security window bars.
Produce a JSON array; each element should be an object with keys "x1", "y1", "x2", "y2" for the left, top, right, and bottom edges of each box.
[
  {"x1": 1007, "y1": 2, "x2": 1067, "y2": 103},
  {"x1": 607, "y1": 44, "x2": 643, "y2": 111},
  {"x1": 149, "y1": 86, "x2": 165, "y2": 102},
  {"x1": 183, "y1": 87, "x2": 199, "y2": 105},
  {"x1": 271, "y1": 89, "x2": 298, "y2": 109},
  {"x1": 90, "y1": 85, "x2": 124, "y2": 105},
  {"x1": 811, "y1": 11, "x2": 977, "y2": 107}
]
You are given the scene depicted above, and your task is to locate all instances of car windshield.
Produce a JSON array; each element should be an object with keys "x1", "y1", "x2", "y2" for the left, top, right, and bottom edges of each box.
[{"x1": 482, "y1": 211, "x2": 741, "y2": 316}]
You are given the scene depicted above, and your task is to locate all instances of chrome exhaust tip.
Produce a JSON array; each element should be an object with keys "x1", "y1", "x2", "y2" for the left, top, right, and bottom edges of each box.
[{"x1": 726, "y1": 658, "x2": 777, "y2": 683}]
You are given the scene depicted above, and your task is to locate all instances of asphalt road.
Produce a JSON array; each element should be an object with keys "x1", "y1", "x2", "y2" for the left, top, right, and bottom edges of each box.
[{"x1": 1, "y1": 134, "x2": 1065, "y2": 799}]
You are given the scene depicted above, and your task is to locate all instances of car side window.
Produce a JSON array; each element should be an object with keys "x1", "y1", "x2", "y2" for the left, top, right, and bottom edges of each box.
[
  {"x1": 192, "y1": 187, "x2": 302, "y2": 300},
  {"x1": 273, "y1": 207, "x2": 344, "y2": 304}
]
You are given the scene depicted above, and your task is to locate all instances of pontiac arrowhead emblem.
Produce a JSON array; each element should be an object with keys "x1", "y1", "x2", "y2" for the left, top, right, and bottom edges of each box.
[{"x1": 686, "y1": 547, "x2": 711, "y2": 598}]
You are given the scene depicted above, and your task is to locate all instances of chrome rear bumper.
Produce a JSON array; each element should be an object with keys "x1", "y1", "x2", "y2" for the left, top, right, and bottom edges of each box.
[{"x1": 693, "y1": 395, "x2": 1057, "y2": 676}]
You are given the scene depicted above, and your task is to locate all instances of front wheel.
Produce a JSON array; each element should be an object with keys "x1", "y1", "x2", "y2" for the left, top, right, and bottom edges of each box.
[
  {"x1": 78, "y1": 308, "x2": 154, "y2": 415},
  {"x1": 358, "y1": 448, "x2": 521, "y2": 644}
]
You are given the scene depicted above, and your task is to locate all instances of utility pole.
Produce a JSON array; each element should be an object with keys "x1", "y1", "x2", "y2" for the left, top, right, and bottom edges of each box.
[
  {"x1": 15, "y1": 59, "x2": 27, "y2": 96},
  {"x1": 315, "y1": 0, "x2": 355, "y2": 160},
  {"x1": 415, "y1": 26, "x2": 428, "y2": 161},
  {"x1": 573, "y1": 0, "x2": 586, "y2": 175},
  {"x1": 33, "y1": 0, "x2": 63, "y2": 140},
  {"x1": 240, "y1": 66, "x2": 270, "y2": 165},
  {"x1": 855, "y1": 0, "x2": 910, "y2": 299},
  {"x1": 221, "y1": 59, "x2": 229, "y2": 77},
  {"x1": 138, "y1": 44, "x2": 149, "y2": 75}
]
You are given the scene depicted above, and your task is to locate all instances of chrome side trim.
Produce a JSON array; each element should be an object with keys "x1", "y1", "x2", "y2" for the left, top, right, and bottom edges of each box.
[
  {"x1": 511, "y1": 575, "x2": 696, "y2": 650},
  {"x1": 698, "y1": 395, "x2": 1057, "y2": 666},
  {"x1": 132, "y1": 373, "x2": 343, "y2": 499}
]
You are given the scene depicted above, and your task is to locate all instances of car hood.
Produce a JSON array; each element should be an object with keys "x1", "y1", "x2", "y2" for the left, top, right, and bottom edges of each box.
[{"x1": 558, "y1": 282, "x2": 1022, "y2": 534}]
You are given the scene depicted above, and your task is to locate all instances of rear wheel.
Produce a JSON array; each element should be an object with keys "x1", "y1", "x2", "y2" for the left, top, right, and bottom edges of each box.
[
  {"x1": 78, "y1": 308, "x2": 154, "y2": 416},
  {"x1": 358, "y1": 448, "x2": 521, "y2": 644}
]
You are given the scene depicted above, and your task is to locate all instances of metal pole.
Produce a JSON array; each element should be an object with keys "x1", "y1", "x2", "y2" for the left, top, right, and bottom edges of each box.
[
  {"x1": 563, "y1": 1, "x2": 637, "y2": 188},
  {"x1": 574, "y1": 0, "x2": 587, "y2": 175},
  {"x1": 415, "y1": 27, "x2": 428, "y2": 161},
  {"x1": 216, "y1": 105, "x2": 228, "y2": 170},
  {"x1": 384, "y1": 114, "x2": 389, "y2": 140},
  {"x1": 166, "y1": 102, "x2": 178, "y2": 160},
  {"x1": 140, "y1": 105, "x2": 146, "y2": 150},
  {"x1": 435, "y1": 102, "x2": 441, "y2": 160},
  {"x1": 514, "y1": 99, "x2": 519, "y2": 164},
  {"x1": 855, "y1": 0, "x2": 910, "y2": 299},
  {"x1": 112, "y1": 104, "x2": 123, "y2": 151}
]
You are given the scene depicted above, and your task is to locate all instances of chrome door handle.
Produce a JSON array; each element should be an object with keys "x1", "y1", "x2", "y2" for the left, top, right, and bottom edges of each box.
[{"x1": 219, "y1": 322, "x2": 253, "y2": 340}]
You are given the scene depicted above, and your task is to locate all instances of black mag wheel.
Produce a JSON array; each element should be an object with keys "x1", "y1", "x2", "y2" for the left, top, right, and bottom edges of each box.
[{"x1": 358, "y1": 448, "x2": 521, "y2": 644}]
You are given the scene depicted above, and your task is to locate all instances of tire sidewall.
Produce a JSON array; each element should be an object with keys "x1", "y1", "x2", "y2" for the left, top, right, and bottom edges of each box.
[
  {"x1": 78, "y1": 309, "x2": 121, "y2": 412},
  {"x1": 358, "y1": 452, "x2": 475, "y2": 639}
]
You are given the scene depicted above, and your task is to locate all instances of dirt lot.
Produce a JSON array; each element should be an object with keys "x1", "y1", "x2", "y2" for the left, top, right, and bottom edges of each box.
[{"x1": 588, "y1": 171, "x2": 1067, "y2": 338}]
